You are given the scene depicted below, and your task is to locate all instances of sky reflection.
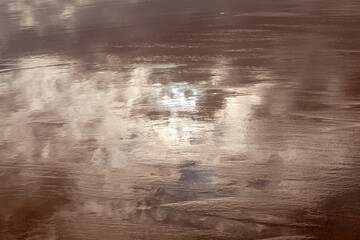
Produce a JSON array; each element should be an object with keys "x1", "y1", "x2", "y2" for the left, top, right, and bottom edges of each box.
[{"x1": 1, "y1": 0, "x2": 360, "y2": 239}]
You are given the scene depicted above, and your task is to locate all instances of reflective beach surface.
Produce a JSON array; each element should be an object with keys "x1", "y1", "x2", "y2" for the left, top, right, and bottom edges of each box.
[{"x1": 1, "y1": 0, "x2": 360, "y2": 239}]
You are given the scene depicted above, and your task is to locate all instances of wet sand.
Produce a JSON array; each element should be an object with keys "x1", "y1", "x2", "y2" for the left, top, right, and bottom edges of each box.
[{"x1": 1, "y1": 0, "x2": 360, "y2": 239}]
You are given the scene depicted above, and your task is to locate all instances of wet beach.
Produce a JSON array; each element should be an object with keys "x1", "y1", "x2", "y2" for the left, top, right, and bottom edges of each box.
[{"x1": 1, "y1": 0, "x2": 360, "y2": 239}]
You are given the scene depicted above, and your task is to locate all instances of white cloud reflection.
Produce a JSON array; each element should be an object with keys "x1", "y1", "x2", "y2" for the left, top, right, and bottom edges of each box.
[{"x1": 0, "y1": 54, "x2": 272, "y2": 169}]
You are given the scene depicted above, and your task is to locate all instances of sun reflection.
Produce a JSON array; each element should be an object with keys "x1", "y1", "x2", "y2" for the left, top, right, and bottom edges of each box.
[{"x1": 160, "y1": 83, "x2": 198, "y2": 112}]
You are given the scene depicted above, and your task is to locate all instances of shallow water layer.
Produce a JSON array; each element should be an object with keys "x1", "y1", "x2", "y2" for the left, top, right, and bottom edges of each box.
[{"x1": 1, "y1": 0, "x2": 360, "y2": 239}]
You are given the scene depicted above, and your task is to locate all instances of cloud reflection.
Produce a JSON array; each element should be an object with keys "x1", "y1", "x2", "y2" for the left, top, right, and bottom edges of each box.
[{"x1": 1, "y1": 0, "x2": 360, "y2": 238}]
